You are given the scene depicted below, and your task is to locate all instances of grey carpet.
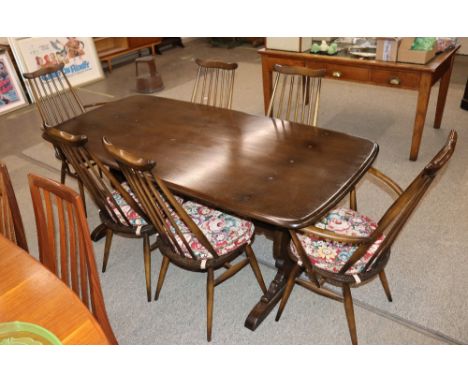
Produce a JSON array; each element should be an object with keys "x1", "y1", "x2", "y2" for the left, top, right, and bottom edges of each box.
[{"x1": 2, "y1": 40, "x2": 468, "y2": 344}]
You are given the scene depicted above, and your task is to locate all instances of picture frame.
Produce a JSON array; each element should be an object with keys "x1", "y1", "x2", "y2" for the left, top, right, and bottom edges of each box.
[
  {"x1": 8, "y1": 37, "x2": 104, "y2": 101},
  {"x1": 0, "y1": 48, "x2": 28, "y2": 116}
]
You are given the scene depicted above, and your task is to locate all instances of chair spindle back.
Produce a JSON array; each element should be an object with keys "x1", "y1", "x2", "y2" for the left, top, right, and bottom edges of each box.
[
  {"x1": 23, "y1": 63, "x2": 85, "y2": 128},
  {"x1": 191, "y1": 58, "x2": 238, "y2": 109},
  {"x1": 267, "y1": 64, "x2": 326, "y2": 126},
  {"x1": 102, "y1": 137, "x2": 218, "y2": 260},
  {"x1": 0, "y1": 163, "x2": 28, "y2": 251},
  {"x1": 42, "y1": 127, "x2": 146, "y2": 228},
  {"x1": 28, "y1": 173, "x2": 117, "y2": 344},
  {"x1": 340, "y1": 130, "x2": 458, "y2": 275}
]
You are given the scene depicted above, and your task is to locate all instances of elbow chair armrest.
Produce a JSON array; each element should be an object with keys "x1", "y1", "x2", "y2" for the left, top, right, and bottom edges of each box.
[
  {"x1": 367, "y1": 167, "x2": 403, "y2": 197},
  {"x1": 298, "y1": 225, "x2": 374, "y2": 245}
]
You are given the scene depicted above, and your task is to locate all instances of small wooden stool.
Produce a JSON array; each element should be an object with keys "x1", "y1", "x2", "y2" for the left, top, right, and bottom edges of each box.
[{"x1": 135, "y1": 56, "x2": 164, "y2": 93}]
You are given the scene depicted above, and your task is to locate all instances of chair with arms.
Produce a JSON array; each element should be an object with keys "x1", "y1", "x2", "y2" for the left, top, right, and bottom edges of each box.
[
  {"x1": 275, "y1": 130, "x2": 457, "y2": 344},
  {"x1": 191, "y1": 58, "x2": 238, "y2": 109},
  {"x1": 28, "y1": 173, "x2": 117, "y2": 344},
  {"x1": 102, "y1": 137, "x2": 267, "y2": 342},
  {"x1": 23, "y1": 63, "x2": 107, "y2": 209},
  {"x1": 42, "y1": 127, "x2": 157, "y2": 302},
  {"x1": 267, "y1": 64, "x2": 326, "y2": 126},
  {"x1": 0, "y1": 162, "x2": 28, "y2": 251}
]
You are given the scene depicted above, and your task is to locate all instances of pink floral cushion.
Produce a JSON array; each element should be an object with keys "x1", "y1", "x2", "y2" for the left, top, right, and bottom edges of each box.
[
  {"x1": 109, "y1": 185, "x2": 147, "y2": 226},
  {"x1": 290, "y1": 207, "x2": 384, "y2": 275},
  {"x1": 108, "y1": 182, "x2": 183, "y2": 227},
  {"x1": 169, "y1": 201, "x2": 254, "y2": 260}
]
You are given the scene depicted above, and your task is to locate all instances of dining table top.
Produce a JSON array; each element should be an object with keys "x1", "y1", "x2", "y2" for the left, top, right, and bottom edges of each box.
[
  {"x1": 60, "y1": 95, "x2": 378, "y2": 229},
  {"x1": 0, "y1": 234, "x2": 110, "y2": 345}
]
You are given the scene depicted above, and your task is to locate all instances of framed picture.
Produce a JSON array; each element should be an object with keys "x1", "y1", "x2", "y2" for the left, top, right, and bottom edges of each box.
[
  {"x1": 0, "y1": 49, "x2": 28, "y2": 116},
  {"x1": 8, "y1": 37, "x2": 104, "y2": 100}
]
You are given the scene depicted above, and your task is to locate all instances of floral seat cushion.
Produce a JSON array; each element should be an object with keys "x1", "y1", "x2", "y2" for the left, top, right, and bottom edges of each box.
[
  {"x1": 169, "y1": 201, "x2": 254, "y2": 260},
  {"x1": 108, "y1": 182, "x2": 184, "y2": 227},
  {"x1": 290, "y1": 207, "x2": 384, "y2": 275}
]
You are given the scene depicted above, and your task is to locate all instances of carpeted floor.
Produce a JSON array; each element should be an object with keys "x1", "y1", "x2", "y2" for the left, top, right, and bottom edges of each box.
[{"x1": 1, "y1": 38, "x2": 468, "y2": 344}]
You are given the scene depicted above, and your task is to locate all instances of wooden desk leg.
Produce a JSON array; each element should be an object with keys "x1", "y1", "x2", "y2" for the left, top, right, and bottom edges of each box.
[
  {"x1": 245, "y1": 228, "x2": 295, "y2": 331},
  {"x1": 434, "y1": 54, "x2": 455, "y2": 129},
  {"x1": 262, "y1": 59, "x2": 273, "y2": 114},
  {"x1": 410, "y1": 73, "x2": 432, "y2": 161}
]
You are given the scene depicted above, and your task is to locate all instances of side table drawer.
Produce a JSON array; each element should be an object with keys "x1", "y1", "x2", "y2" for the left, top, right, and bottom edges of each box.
[
  {"x1": 325, "y1": 64, "x2": 370, "y2": 82},
  {"x1": 370, "y1": 69, "x2": 421, "y2": 90}
]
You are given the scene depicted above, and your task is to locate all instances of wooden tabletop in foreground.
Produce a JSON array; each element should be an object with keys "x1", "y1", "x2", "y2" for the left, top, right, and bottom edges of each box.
[
  {"x1": 0, "y1": 235, "x2": 110, "y2": 345},
  {"x1": 60, "y1": 96, "x2": 378, "y2": 229}
]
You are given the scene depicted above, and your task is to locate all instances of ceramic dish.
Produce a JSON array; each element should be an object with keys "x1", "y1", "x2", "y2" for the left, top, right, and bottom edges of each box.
[{"x1": 0, "y1": 321, "x2": 61, "y2": 345}]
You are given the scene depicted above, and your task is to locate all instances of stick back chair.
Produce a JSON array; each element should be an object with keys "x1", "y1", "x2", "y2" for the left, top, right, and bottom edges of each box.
[
  {"x1": 42, "y1": 127, "x2": 157, "y2": 302},
  {"x1": 0, "y1": 162, "x2": 28, "y2": 251},
  {"x1": 28, "y1": 173, "x2": 118, "y2": 344},
  {"x1": 191, "y1": 58, "x2": 238, "y2": 109},
  {"x1": 275, "y1": 130, "x2": 457, "y2": 344},
  {"x1": 102, "y1": 137, "x2": 267, "y2": 342},
  {"x1": 267, "y1": 64, "x2": 326, "y2": 126},
  {"x1": 23, "y1": 63, "x2": 106, "y2": 209}
]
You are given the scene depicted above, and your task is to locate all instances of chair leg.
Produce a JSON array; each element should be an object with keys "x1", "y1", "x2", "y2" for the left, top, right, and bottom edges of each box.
[
  {"x1": 77, "y1": 178, "x2": 87, "y2": 216},
  {"x1": 60, "y1": 162, "x2": 67, "y2": 184},
  {"x1": 379, "y1": 270, "x2": 393, "y2": 302},
  {"x1": 245, "y1": 244, "x2": 267, "y2": 294},
  {"x1": 102, "y1": 229, "x2": 113, "y2": 273},
  {"x1": 206, "y1": 268, "x2": 214, "y2": 342},
  {"x1": 342, "y1": 284, "x2": 358, "y2": 345},
  {"x1": 143, "y1": 234, "x2": 151, "y2": 302},
  {"x1": 275, "y1": 263, "x2": 301, "y2": 322},
  {"x1": 154, "y1": 255, "x2": 170, "y2": 301}
]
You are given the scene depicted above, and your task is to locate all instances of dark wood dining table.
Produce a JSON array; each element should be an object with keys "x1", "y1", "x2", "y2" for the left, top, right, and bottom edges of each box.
[
  {"x1": 59, "y1": 95, "x2": 378, "y2": 330},
  {"x1": 0, "y1": 234, "x2": 110, "y2": 344}
]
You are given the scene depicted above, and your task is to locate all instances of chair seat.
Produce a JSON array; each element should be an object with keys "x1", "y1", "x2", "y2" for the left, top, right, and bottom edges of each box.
[
  {"x1": 291, "y1": 207, "x2": 384, "y2": 275},
  {"x1": 109, "y1": 183, "x2": 184, "y2": 227},
  {"x1": 172, "y1": 201, "x2": 254, "y2": 260}
]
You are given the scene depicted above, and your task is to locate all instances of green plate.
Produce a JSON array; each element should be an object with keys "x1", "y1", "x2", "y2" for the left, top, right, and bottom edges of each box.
[{"x1": 0, "y1": 321, "x2": 62, "y2": 345}]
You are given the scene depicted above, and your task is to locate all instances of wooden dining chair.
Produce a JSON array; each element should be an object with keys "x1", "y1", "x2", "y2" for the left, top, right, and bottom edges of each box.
[
  {"x1": 28, "y1": 173, "x2": 118, "y2": 344},
  {"x1": 23, "y1": 63, "x2": 106, "y2": 208},
  {"x1": 102, "y1": 136, "x2": 267, "y2": 342},
  {"x1": 0, "y1": 162, "x2": 28, "y2": 252},
  {"x1": 42, "y1": 127, "x2": 158, "y2": 302},
  {"x1": 267, "y1": 64, "x2": 326, "y2": 126},
  {"x1": 191, "y1": 58, "x2": 238, "y2": 109},
  {"x1": 275, "y1": 130, "x2": 457, "y2": 345}
]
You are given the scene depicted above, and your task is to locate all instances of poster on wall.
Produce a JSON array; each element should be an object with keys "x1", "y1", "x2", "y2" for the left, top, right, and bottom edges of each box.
[
  {"x1": 0, "y1": 50, "x2": 28, "y2": 116},
  {"x1": 8, "y1": 37, "x2": 104, "y2": 100}
]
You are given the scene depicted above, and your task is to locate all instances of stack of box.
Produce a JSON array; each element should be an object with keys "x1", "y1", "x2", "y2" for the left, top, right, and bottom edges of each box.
[{"x1": 376, "y1": 37, "x2": 438, "y2": 64}]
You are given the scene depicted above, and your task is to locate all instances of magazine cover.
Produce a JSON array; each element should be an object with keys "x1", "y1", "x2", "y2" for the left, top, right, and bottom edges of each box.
[
  {"x1": 9, "y1": 37, "x2": 104, "y2": 99},
  {"x1": 0, "y1": 50, "x2": 28, "y2": 116}
]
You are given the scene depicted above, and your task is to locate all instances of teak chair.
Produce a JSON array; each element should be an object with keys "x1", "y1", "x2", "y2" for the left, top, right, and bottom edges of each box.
[
  {"x1": 191, "y1": 58, "x2": 238, "y2": 109},
  {"x1": 275, "y1": 130, "x2": 457, "y2": 345},
  {"x1": 23, "y1": 63, "x2": 106, "y2": 208},
  {"x1": 42, "y1": 127, "x2": 157, "y2": 302},
  {"x1": 103, "y1": 137, "x2": 267, "y2": 342},
  {"x1": 0, "y1": 162, "x2": 28, "y2": 251},
  {"x1": 267, "y1": 64, "x2": 326, "y2": 126},
  {"x1": 28, "y1": 173, "x2": 118, "y2": 344}
]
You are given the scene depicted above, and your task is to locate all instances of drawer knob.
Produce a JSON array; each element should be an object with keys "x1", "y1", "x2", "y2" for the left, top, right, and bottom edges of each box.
[
  {"x1": 389, "y1": 77, "x2": 401, "y2": 85},
  {"x1": 332, "y1": 71, "x2": 342, "y2": 78}
]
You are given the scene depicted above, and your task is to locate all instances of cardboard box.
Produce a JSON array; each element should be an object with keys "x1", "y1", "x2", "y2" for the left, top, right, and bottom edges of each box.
[
  {"x1": 376, "y1": 37, "x2": 400, "y2": 62},
  {"x1": 397, "y1": 38, "x2": 437, "y2": 64},
  {"x1": 266, "y1": 37, "x2": 312, "y2": 52}
]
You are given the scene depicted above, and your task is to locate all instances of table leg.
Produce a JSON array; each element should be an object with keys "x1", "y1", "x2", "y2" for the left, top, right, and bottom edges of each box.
[
  {"x1": 434, "y1": 54, "x2": 455, "y2": 129},
  {"x1": 409, "y1": 73, "x2": 432, "y2": 161},
  {"x1": 245, "y1": 228, "x2": 295, "y2": 331},
  {"x1": 262, "y1": 59, "x2": 273, "y2": 114}
]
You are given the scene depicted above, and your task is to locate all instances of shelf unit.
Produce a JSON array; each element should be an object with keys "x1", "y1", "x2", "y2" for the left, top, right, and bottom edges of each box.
[{"x1": 93, "y1": 37, "x2": 162, "y2": 72}]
